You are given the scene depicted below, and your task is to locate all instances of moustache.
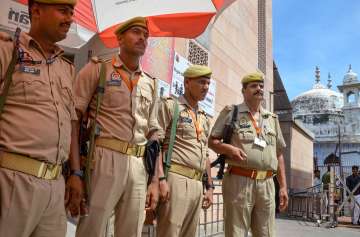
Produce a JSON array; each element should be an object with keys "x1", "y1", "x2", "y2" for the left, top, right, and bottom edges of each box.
[
  {"x1": 60, "y1": 22, "x2": 71, "y2": 28},
  {"x1": 253, "y1": 91, "x2": 263, "y2": 96}
]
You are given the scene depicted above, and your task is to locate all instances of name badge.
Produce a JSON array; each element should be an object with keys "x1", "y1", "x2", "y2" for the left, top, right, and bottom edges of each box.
[
  {"x1": 107, "y1": 72, "x2": 122, "y2": 86},
  {"x1": 20, "y1": 65, "x2": 40, "y2": 75},
  {"x1": 254, "y1": 137, "x2": 266, "y2": 148}
]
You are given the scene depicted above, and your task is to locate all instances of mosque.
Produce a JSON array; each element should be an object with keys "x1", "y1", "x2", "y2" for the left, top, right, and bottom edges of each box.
[{"x1": 291, "y1": 65, "x2": 360, "y2": 173}]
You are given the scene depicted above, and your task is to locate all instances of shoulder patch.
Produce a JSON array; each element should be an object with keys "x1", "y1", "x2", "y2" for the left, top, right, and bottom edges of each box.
[{"x1": 143, "y1": 71, "x2": 155, "y2": 80}]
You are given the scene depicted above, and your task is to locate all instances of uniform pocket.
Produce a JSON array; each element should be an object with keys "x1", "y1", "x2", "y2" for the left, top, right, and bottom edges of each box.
[
  {"x1": 265, "y1": 130, "x2": 276, "y2": 145},
  {"x1": 102, "y1": 87, "x2": 123, "y2": 107},
  {"x1": 59, "y1": 77, "x2": 73, "y2": 109},
  {"x1": 10, "y1": 70, "x2": 50, "y2": 104},
  {"x1": 234, "y1": 128, "x2": 255, "y2": 142}
]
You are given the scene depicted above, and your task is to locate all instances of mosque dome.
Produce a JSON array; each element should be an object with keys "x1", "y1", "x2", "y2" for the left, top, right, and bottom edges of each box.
[
  {"x1": 343, "y1": 65, "x2": 358, "y2": 84},
  {"x1": 292, "y1": 67, "x2": 343, "y2": 116}
]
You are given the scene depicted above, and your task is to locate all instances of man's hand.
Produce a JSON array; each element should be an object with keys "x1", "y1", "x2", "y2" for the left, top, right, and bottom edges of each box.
[
  {"x1": 159, "y1": 179, "x2": 170, "y2": 203},
  {"x1": 146, "y1": 181, "x2": 159, "y2": 211},
  {"x1": 65, "y1": 175, "x2": 84, "y2": 217},
  {"x1": 202, "y1": 189, "x2": 213, "y2": 209},
  {"x1": 228, "y1": 146, "x2": 247, "y2": 162},
  {"x1": 279, "y1": 187, "x2": 288, "y2": 212}
]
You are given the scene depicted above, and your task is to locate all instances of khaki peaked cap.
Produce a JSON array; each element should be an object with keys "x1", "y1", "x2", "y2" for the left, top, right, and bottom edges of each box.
[
  {"x1": 183, "y1": 65, "x2": 212, "y2": 79},
  {"x1": 241, "y1": 72, "x2": 265, "y2": 84},
  {"x1": 34, "y1": 0, "x2": 77, "y2": 6},
  {"x1": 115, "y1": 17, "x2": 148, "y2": 36}
]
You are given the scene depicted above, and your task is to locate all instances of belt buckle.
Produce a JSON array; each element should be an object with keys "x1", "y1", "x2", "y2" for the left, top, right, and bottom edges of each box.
[
  {"x1": 126, "y1": 147, "x2": 136, "y2": 156},
  {"x1": 256, "y1": 171, "x2": 267, "y2": 180},
  {"x1": 136, "y1": 146, "x2": 144, "y2": 157},
  {"x1": 43, "y1": 164, "x2": 56, "y2": 179}
]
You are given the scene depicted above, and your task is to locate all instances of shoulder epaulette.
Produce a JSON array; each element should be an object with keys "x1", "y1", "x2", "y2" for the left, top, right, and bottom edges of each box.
[
  {"x1": 0, "y1": 32, "x2": 13, "y2": 42},
  {"x1": 60, "y1": 55, "x2": 74, "y2": 65},
  {"x1": 90, "y1": 56, "x2": 110, "y2": 64},
  {"x1": 161, "y1": 96, "x2": 173, "y2": 101},
  {"x1": 90, "y1": 56, "x2": 101, "y2": 63},
  {"x1": 143, "y1": 71, "x2": 156, "y2": 80},
  {"x1": 224, "y1": 105, "x2": 233, "y2": 111}
]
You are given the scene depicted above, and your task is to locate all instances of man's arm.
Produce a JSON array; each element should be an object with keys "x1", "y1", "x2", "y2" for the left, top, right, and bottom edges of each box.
[
  {"x1": 208, "y1": 136, "x2": 247, "y2": 161},
  {"x1": 276, "y1": 152, "x2": 288, "y2": 211},
  {"x1": 65, "y1": 112, "x2": 84, "y2": 217},
  {"x1": 202, "y1": 158, "x2": 214, "y2": 209}
]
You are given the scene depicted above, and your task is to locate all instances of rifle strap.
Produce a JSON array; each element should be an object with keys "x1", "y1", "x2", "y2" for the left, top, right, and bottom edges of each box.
[
  {"x1": 231, "y1": 104, "x2": 239, "y2": 125},
  {"x1": 84, "y1": 62, "x2": 106, "y2": 198},
  {"x1": 0, "y1": 28, "x2": 21, "y2": 118},
  {"x1": 164, "y1": 99, "x2": 180, "y2": 178}
]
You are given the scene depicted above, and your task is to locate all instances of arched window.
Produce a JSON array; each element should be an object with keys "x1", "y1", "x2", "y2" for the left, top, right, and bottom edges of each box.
[{"x1": 347, "y1": 91, "x2": 356, "y2": 104}]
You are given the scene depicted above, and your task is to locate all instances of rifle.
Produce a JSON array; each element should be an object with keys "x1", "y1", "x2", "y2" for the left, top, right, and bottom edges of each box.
[
  {"x1": 83, "y1": 62, "x2": 106, "y2": 206},
  {"x1": 210, "y1": 105, "x2": 238, "y2": 179},
  {"x1": 163, "y1": 99, "x2": 179, "y2": 178}
]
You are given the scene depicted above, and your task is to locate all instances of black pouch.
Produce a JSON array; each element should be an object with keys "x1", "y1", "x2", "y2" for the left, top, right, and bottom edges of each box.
[{"x1": 144, "y1": 140, "x2": 160, "y2": 185}]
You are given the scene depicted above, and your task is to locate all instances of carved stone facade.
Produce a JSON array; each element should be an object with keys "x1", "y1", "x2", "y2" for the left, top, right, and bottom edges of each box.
[{"x1": 292, "y1": 66, "x2": 360, "y2": 170}]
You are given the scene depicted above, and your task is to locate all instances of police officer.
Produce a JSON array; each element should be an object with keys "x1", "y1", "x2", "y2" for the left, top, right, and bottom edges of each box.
[
  {"x1": 0, "y1": 0, "x2": 82, "y2": 236},
  {"x1": 209, "y1": 72, "x2": 288, "y2": 237},
  {"x1": 73, "y1": 17, "x2": 159, "y2": 237},
  {"x1": 156, "y1": 65, "x2": 214, "y2": 237}
]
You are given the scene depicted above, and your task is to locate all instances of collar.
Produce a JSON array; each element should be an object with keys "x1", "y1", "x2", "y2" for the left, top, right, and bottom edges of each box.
[
  {"x1": 178, "y1": 95, "x2": 204, "y2": 114},
  {"x1": 238, "y1": 102, "x2": 271, "y2": 118},
  {"x1": 19, "y1": 32, "x2": 64, "y2": 58},
  {"x1": 112, "y1": 54, "x2": 142, "y2": 75}
]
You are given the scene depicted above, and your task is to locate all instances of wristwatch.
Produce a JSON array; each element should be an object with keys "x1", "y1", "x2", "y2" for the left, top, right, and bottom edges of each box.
[
  {"x1": 70, "y1": 170, "x2": 84, "y2": 179},
  {"x1": 206, "y1": 182, "x2": 215, "y2": 190}
]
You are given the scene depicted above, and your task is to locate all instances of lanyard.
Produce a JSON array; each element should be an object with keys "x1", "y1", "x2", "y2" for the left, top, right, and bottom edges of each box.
[
  {"x1": 112, "y1": 57, "x2": 139, "y2": 92},
  {"x1": 187, "y1": 109, "x2": 202, "y2": 142},
  {"x1": 248, "y1": 112, "x2": 261, "y2": 136}
]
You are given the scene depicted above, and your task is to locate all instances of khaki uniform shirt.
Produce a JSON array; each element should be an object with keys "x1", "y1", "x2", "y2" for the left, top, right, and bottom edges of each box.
[
  {"x1": 0, "y1": 32, "x2": 77, "y2": 164},
  {"x1": 74, "y1": 55, "x2": 158, "y2": 145},
  {"x1": 158, "y1": 95, "x2": 210, "y2": 172},
  {"x1": 211, "y1": 103, "x2": 286, "y2": 171}
]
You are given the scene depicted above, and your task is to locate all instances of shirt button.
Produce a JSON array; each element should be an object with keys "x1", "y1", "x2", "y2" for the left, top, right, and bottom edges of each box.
[{"x1": 60, "y1": 122, "x2": 63, "y2": 126}]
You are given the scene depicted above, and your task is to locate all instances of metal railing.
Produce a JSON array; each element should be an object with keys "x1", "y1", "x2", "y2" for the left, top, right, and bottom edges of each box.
[
  {"x1": 288, "y1": 167, "x2": 360, "y2": 227},
  {"x1": 141, "y1": 181, "x2": 224, "y2": 237}
]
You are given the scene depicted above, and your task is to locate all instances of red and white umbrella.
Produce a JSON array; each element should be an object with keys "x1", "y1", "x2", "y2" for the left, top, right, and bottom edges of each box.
[{"x1": 13, "y1": 0, "x2": 236, "y2": 48}]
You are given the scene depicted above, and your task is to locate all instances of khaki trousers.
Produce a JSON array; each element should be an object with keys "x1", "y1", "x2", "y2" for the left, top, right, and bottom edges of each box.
[
  {"x1": 156, "y1": 172, "x2": 203, "y2": 237},
  {"x1": 223, "y1": 173, "x2": 275, "y2": 237},
  {"x1": 76, "y1": 146, "x2": 147, "y2": 237},
  {"x1": 0, "y1": 167, "x2": 66, "y2": 237}
]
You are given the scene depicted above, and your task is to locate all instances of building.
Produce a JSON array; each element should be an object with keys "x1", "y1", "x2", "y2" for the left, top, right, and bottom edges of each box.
[
  {"x1": 274, "y1": 63, "x2": 314, "y2": 190},
  {"x1": 292, "y1": 66, "x2": 360, "y2": 177}
]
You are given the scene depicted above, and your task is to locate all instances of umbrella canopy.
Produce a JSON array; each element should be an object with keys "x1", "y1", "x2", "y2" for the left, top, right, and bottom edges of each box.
[{"x1": 14, "y1": 0, "x2": 236, "y2": 48}]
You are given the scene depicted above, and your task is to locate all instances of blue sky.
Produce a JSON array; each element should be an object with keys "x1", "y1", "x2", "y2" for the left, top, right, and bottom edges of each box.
[{"x1": 273, "y1": 0, "x2": 360, "y2": 100}]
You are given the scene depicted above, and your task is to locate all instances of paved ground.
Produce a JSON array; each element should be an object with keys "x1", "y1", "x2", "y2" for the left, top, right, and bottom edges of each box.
[
  {"x1": 66, "y1": 218, "x2": 360, "y2": 237},
  {"x1": 272, "y1": 218, "x2": 360, "y2": 237}
]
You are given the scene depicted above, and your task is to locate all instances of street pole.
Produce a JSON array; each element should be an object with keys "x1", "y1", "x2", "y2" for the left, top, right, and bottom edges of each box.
[{"x1": 329, "y1": 165, "x2": 336, "y2": 227}]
